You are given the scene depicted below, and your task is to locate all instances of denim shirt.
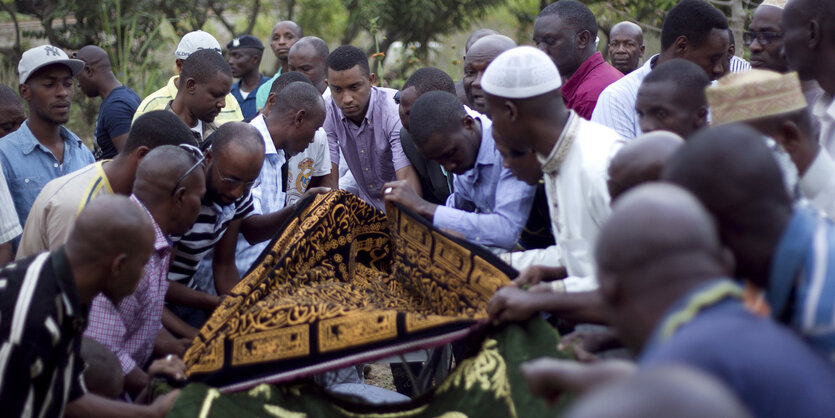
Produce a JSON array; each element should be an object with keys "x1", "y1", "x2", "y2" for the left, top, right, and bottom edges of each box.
[{"x1": 0, "y1": 120, "x2": 95, "y2": 228}]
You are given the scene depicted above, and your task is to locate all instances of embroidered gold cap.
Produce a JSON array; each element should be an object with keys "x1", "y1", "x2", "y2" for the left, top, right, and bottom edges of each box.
[
  {"x1": 760, "y1": 0, "x2": 788, "y2": 8},
  {"x1": 706, "y1": 70, "x2": 807, "y2": 125}
]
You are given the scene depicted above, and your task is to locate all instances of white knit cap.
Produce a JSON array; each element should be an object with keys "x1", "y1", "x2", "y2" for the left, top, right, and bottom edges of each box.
[
  {"x1": 175, "y1": 30, "x2": 222, "y2": 59},
  {"x1": 481, "y1": 46, "x2": 562, "y2": 99}
]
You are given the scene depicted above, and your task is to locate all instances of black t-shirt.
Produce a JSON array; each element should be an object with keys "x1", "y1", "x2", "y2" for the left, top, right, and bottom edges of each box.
[{"x1": 95, "y1": 85, "x2": 140, "y2": 159}]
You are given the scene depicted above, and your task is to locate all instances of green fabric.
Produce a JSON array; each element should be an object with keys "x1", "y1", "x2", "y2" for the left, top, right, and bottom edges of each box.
[{"x1": 169, "y1": 318, "x2": 570, "y2": 418}]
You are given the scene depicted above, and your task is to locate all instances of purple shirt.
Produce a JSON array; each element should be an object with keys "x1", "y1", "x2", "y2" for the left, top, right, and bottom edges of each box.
[
  {"x1": 324, "y1": 86, "x2": 410, "y2": 210},
  {"x1": 562, "y1": 52, "x2": 624, "y2": 120}
]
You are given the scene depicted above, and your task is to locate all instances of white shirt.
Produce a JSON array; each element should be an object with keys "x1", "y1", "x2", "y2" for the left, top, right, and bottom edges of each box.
[
  {"x1": 814, "y1": 93, "x2": 835, "y2": 158},
  {"x1": 234, "y1": 115, "x2": 330, "y2": 276},
  {"x1": 0, "y1": 161, "x2": 21, "y2": 244},
  {"x1": 801, "y1": 149, "x2": 835, "y2": 220},
  {"x1": 504, "y1": 113, "x2": 624, "y2": 292},
  {"x1": 591, "y1": 55, "x2": 655, "y2": 140}
]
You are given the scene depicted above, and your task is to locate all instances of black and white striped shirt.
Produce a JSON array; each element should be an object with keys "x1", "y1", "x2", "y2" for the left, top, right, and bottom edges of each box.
[
  {"x1": 0, "y1": 249, "x2": 88, "y2": 417},
  {"x1": 168, "y1": 193, "x2": 257, "y2": 289}
]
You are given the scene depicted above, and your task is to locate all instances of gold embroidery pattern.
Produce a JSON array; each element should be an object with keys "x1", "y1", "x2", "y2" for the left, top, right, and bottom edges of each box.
[
  {"x1": 436, "y1": 339, "x2": 516, "y2": 417},
  {"x1": 184, "y1": 191, "x2": 512, "y2": 387}
]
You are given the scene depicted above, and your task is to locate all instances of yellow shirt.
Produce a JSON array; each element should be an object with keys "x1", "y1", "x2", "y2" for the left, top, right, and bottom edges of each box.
[
  {"x1": 16, "y1": 162, "x2": 113, "y2": 259},
  {"x1": 132, "y1": 75, "x2": 243, "y2": 125}
]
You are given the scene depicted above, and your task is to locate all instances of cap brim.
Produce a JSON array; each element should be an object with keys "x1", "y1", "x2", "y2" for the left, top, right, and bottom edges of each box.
[{"x1": 23, "y1": 58, "x2": 86, "y2": 83}]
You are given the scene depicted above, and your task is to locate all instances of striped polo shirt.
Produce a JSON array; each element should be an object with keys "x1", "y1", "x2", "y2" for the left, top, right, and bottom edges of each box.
[{"x1": 168, "y1": 192, "x2": 257, "y2": 289}]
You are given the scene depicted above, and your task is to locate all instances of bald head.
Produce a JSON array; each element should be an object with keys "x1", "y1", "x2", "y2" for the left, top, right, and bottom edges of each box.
[
  {"x1": 566, "y1": 366, "x2": 750, "y2": 418},
  {"x1": 608, "y1": 21, "x2": 645, "y2": 74},
  {"x1": 66, "y1": 195, "x2": 153, "y2": 262},
  {"x1": 607, "y1": 131, "x2": 684, "y2": 201},
  {"x1": 466, "y1": 35, "x2": 517, "y2": 62},
  {"x1": 465, "y1": 28, "x2": 500, "y2": 52},
  {"x1": 76, "y1": 45, "x2": 112, "y2": 70},
  {"x1": 463, "y1": 35, "x2": 517, "y2": 115},
  {"x1": 274, "y1": 20, "x2": 302, "y2": 38},
  {"x1": 662, "y1": 124, "x2": 794, "y2": 285},
  {"x1": 209, "y1": 121, "x2": 265, "y2": 158},
  {"x1": 65, "y1": 195, "x2": 155, "y2": 303},
  {"x1": 663, "y1": 124, "x2": 792, "y2": 224},
  {"x1": 597, "y1": 183, "x2": 722, "y2": 279},
  {"x1": 133, "y1": 145, "x2": 205, "y2": 206}
]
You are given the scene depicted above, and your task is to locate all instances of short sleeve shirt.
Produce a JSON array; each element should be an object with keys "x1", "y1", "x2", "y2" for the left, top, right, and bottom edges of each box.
[
  {"x1": 0, "y1": 121, "x2": 95, "y2": 229},
  {"x1": 0, "y1": 249, "x2": 88, "y2": 417},
  {"x1": 95, "y1": 86, "x2": 140, "y2": 159}
]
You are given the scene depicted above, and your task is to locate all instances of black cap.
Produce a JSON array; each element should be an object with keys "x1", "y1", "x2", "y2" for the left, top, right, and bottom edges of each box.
[{"x1": 226, "y1": 35, "x2": 264, "y2": 51}]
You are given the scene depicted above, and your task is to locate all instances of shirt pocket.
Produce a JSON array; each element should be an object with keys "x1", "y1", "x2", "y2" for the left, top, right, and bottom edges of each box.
[{"x1": 9, "y1": 175, "x2": 45, "y2": 192}]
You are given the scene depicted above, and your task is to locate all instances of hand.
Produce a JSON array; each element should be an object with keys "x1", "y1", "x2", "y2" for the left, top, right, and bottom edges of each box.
[
  {"x1": 558, "y1": 329, "x2": 622, "y2": 363},
  {"x1": 487, "y1": 286, "x2": 541, "y2": 324},
  {"x1": 383, "y1": 180, "x2": 435, "y2": 219},
  {"x1": 149, "y1": 389, "x2": 181, "y2": 417},
  {"x1": 301, "y1": 186, "x2": 331, "y2": 200},
  {"x1": 511, "y1": 266, "x2": 567, "y2": 288},
  {"x1": 149, "y1": 355, "x2": 187, "y2": 382},
  {"x1": 520, "y1": 357, "x2": 589, "y2": 404},
  {"x1": 161, "y1": 337, "x2": 192, "y2": 357}
]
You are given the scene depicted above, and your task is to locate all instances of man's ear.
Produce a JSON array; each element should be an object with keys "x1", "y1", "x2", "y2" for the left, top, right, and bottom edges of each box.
[
  {"x1": 639, "y1": 45, "x2": 646, "y2": 57},
  {"x1": 295, "y1": 109, "x2": 306, "y2": 127},
  {"x1": 809, "y1": 19, "x2": 822, "y2": 49},
  {"x1": 184, "y1": 77, "x2": 198, "y2": 93},
  {"x1": 505, "y1": 99, "x2": 519, "y2": 123},
  {"x1": 19, "y1": 83, "x2": 30, "y2": 101},
  {"x1": 175, "y1": 59, "x2": 184, "y2": 74},
  {"x1": 264, "y1": 92, "x2": 277, "y2": 116},
  {"x1": 133, "y1": 145, "x2": 151, "y2": 160},
  {"x1": 694, "y1": 106, "x2": 709, "y2": 129},
  {"x1": 576, "y1": 30, "x2": 592, "y2": 50},
  {"x1": 673, "y1": 36, "x2": 689, "y2": 57},
  {"x1": 203, "y1": 148, "x2": 213, "y2": 166},
  {"x1": 779, "y1": 120, "x2": 804, "y2": 153},
  {"x1": 110, "y1": 253, "x2": 127, "y2": 279},
  {"x1": 368, "y1": 73, "x2": 377, "y2": 86}
]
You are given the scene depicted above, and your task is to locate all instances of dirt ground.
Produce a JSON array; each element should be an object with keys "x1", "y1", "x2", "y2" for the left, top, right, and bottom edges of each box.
[{"x1": 364, "y1": 363, "x2": 397, "y2": 392}]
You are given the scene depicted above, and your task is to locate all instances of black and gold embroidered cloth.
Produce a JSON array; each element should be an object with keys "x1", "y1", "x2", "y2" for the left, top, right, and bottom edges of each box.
[{"x1": 184, "y1": 191, "x2": 518, "y2": 391}]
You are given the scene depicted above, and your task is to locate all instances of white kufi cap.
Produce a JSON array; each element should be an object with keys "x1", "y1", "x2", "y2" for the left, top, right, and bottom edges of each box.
[{"x1": 481, "y1": 46, "x2": 562, "y2": 99}]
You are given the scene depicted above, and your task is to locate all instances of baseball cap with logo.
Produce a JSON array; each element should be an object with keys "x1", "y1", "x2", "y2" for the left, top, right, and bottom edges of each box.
[
  {"x1": 18, "y1": 45, "x2": 85, "y2": 85},
  {"x1": 175, "y1": 30, "x2": 223, "y2": 59}
]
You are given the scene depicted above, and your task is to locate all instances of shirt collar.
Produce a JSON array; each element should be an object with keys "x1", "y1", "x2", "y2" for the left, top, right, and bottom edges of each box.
[
  {"x1": 16, "y1": 120, "x2": 83, "y2": 156},
  {"x1": 166, "y1": 76, "x2": 180, "y2": 97},
  {"x1": 767, "y1": 206, "x2": 819, "y2": 319},
  {"x1": 130, "y1": 194, "x2": 173, "y2": 252},
  {"x1": 473, "y1": 116, "x2": 495, "y2": 169},
  {"x1": 813, "y1": 92, "x2": 835, "y2": 121},
  {"x1": 250, "y1": 114, "x2": 279, "y2": 156},
  {"x1": 537, "y1": 111, "x2": 580, "y2": 173},
  {"x1": 800, "y1": 149, "x2": 835, "y2": 199},
  {"x1": 562, "y1": 52, "x2": 605, "y2": 97},
  {"x1": 641, "y1": 278, "x2": 743, "y2": 361}
]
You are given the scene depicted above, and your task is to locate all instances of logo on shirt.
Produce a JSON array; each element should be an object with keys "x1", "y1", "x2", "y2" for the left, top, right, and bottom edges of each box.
[{"x1": 295, "y1": 158, "x2": 314, "y2": 192}]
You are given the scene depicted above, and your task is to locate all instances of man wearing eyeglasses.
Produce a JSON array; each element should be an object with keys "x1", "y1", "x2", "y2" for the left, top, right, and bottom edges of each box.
[
  {"x1": 166, "y1": 122, "x2": 265, "y2": 327},
  {"x1": 534, "y1": 1, "x2": 623, "y2": 120}
]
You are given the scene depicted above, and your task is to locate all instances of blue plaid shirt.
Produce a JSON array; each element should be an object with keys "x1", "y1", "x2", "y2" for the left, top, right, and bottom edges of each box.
[
  {"x1": 235, "y1": 114, "x2": 287, "y2": 276},
  {"x1": 0, "y1": 121, "x2": 94, "y2": 229},
  {"x1": 768, "y1": 204, "x2": 835, "y2": 361}
]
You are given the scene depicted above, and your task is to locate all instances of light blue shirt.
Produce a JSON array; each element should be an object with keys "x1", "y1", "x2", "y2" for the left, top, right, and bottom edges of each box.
[
  {"x1": 235, "y1": 114, "x2": 287, "y2": 276},
  {"x1": 0, "y1": 120, "x2": 94, "y2": 229},
  {"x1": 590, "y1": 55, "x2": 656, "y2": 140},
  {"x1": 433, "y1": 116, "x2": 536, "y2": 250},
  {"x1": 768, "y1": 204, "x2": 835, "y2": 361}
]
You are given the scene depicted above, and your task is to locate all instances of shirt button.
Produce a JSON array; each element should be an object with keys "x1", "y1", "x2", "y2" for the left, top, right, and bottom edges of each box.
[
  {"x1": 361, "y1": 150, "x2": 365, "y2": 154},
  {"x1": 24, "y1": 178, "x2": 29, "y2": 183},
  {"x1": 365, "y1": 167, "x2": 369, "y2": 171},
  {"x1": 53, "y1": 163, "x2": 58, "y2": 168}
]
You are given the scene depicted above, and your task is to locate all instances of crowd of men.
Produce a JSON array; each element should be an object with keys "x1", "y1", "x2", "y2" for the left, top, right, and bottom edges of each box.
[{"x1": 1, "y1": 0, "x2": 835, "y2": 415}]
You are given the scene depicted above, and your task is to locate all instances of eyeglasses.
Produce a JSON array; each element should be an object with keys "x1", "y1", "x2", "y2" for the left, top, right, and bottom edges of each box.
[
  {"x1": 393, "y1": 91, "x2": 402, "y2": 105},
  {"x1": 743, "y1": 31, "x2": 783, "y2": 47},
  {"x1": 215, "y1": 163, "x2": 261, "y2": 190},
  {"x1": 171, "y1": 143, "x2": 206, "y2": 195}
]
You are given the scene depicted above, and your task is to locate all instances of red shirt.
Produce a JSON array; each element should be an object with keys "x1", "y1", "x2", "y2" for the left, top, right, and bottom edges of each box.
[{"x1": 561, "y1": 52, "x2": 624, "y2": 120}]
